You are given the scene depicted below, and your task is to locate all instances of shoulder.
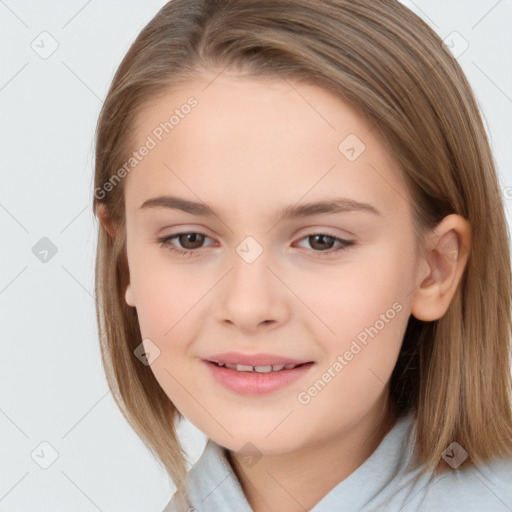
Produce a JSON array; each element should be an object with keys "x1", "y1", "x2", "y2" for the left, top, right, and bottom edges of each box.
[
  {"x1": 412, "y1": 456, "x2": 512, "y2": 512},
  {"x1": 363, "y1": 414, "x2": 512, "y2": 512}
]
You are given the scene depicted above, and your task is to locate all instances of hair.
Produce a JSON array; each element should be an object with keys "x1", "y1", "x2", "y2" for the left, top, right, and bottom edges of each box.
[{"x1": 92, "y1": 0, "x2": 512, "y2": 501}]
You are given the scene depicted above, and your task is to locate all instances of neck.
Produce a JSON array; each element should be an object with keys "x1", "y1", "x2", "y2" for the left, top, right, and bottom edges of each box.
[{"x1": 227, "y1": 396, "x2": 397, "y2": 512}]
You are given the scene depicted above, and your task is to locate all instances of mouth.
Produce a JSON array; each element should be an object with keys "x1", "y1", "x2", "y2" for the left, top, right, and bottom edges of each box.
[
  {"x1": 206, "y1": 360, "x2": 311, "y2": 373},
  {"x1": 203, "y1": 354, "x2": 315, "y2": 395}
]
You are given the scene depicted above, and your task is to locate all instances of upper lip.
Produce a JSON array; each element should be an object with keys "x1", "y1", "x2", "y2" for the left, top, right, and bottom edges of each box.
[{"x1": 205, "y1": 352, "x2": 313, "y2": 367}]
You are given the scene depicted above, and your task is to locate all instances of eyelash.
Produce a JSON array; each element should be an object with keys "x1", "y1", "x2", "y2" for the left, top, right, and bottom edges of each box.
[{"x1": 155, "y1": 231, "x2": 355, "y2": 258}]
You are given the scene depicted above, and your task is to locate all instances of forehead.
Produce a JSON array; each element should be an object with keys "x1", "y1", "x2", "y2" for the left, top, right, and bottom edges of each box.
[{"x1": 125, "y1": 73, "x2": 410, "y2": 220}]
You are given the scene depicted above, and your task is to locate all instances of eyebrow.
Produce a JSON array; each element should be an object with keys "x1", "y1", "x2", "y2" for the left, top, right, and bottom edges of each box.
[{"x1": 139, "y1": 195, "x2": 381, "y2": 223}]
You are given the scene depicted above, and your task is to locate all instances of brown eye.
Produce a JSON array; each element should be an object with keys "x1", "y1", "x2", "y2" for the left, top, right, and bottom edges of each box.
[
  {"x1": 308, "y1": 234, "x2": 336, "y2": 251},
  {"x1": 156, "y1": 231, "x2": 214, "y2": 256},
  {"x1": 177, "y1": 233, "x2": 206, "y2": 250},
  {"x1": 295, "y1": 232, "x2": 355, "y2": 256}
]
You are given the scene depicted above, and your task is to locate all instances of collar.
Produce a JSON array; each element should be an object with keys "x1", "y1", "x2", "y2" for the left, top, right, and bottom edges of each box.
[{"x1": 167, "y1": 411, "x2": 420, "y2": 512}]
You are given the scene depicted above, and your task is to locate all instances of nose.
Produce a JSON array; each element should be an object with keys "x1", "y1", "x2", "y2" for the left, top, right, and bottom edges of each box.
[{"x1": 213, "y1": 246, "x2": 291, "y2": 335}]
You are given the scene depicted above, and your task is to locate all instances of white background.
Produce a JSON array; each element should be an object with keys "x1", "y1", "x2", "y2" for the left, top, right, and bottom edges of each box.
[{"x1": 0, "y1": 1, "x2": 511, "y2": 510}]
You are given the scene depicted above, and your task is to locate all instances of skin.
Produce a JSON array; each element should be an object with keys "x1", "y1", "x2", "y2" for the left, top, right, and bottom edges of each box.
[{"x1": 98, "y1": 70, "x2": 471, "y2": 512}]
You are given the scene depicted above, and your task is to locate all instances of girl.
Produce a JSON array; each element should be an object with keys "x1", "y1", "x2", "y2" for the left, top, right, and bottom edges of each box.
[{"x1": 92, "y1": 1, "x2": 512, "y2": 510}]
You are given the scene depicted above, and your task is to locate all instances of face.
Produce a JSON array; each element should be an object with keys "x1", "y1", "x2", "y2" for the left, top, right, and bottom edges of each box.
[{"x1": 122, "y1": 71, "x2": 423, "y2": 455}]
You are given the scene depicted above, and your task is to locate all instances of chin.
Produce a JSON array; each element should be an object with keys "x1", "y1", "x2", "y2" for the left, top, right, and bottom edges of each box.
[{"x1": 208, "y1": 427, "x2": 305, "y2": 457}]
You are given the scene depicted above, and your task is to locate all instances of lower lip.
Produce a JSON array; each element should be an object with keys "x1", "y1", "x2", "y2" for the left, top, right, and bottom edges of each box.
[{"x1": 203, "y1": 360, "x2": 315, "y2": 395}]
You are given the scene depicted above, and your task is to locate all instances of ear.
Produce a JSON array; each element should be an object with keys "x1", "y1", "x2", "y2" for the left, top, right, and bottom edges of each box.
[
  {"x1": 95, "y1": 201, "x2": 117, "y2": 239},
  {"x1": 411, "y1": 214, "x2": 471, "y2": 321},
  {"x1": 95, "y1": 200, "x2": 136, "y2": 308}
]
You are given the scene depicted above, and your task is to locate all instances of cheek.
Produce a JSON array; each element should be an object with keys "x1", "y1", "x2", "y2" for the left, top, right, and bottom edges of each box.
[
  {"x1": 292, "y1": 280, "x2": 409, "y2": 441},
  {"x1": 128, "y1": 247, "x2": 211, "y2": 338},
  {"x1": 297, "y1": 241, "x2": 413, "y2": 392},
  {"x1": 299, "y1": 244, "x2": 412, "y2": 340}
]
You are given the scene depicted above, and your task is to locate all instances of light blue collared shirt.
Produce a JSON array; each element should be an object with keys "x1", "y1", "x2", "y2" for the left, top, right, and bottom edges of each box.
[{"x1": 163, "y1": 412, "x2": 512, "y2": 511}]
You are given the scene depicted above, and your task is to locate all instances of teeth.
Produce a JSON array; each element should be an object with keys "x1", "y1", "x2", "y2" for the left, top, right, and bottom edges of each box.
[
  {"x1": 254, "y1": 365, "x2": 273, "y2": 373},
  {"x1": 215, "y1": 362, "x2": 299, "y2": 372},
  {"x1": 236, "y1": 364, "x2": 253, "y2": 372}
]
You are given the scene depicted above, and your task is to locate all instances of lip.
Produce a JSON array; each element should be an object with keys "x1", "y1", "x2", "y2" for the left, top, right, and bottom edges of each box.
[
  {"x1": 202, "y1": 354, "x2": 315, "y2": 395},
  {"x1": 205, "y1": 351, "x2": 312, "y2": 367}
]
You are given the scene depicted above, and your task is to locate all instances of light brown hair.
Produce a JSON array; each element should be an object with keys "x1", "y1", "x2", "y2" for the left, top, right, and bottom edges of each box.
[{"x1": 92, "y1": 0, "x2": 512, "y2": 497}]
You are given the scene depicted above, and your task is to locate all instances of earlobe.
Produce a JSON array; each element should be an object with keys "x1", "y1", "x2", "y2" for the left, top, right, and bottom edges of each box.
[
  {"x1": 125, "y1": 284, "x2": 135, "y2": 307},
  {"x1": 411, "y1": 214, "x2": 471, "y2": 322}
]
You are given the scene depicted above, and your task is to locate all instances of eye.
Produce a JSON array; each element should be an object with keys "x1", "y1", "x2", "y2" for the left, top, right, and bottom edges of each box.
[
  {"x1": 156, "y1": 232, "x2": 215, "y2": 257},
  {"x1": 156, "y1": 231, "x2": 355, "y2": 257},
  {"x1": 295, "y1": 233, "x2": 355, "y2": 256}
]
